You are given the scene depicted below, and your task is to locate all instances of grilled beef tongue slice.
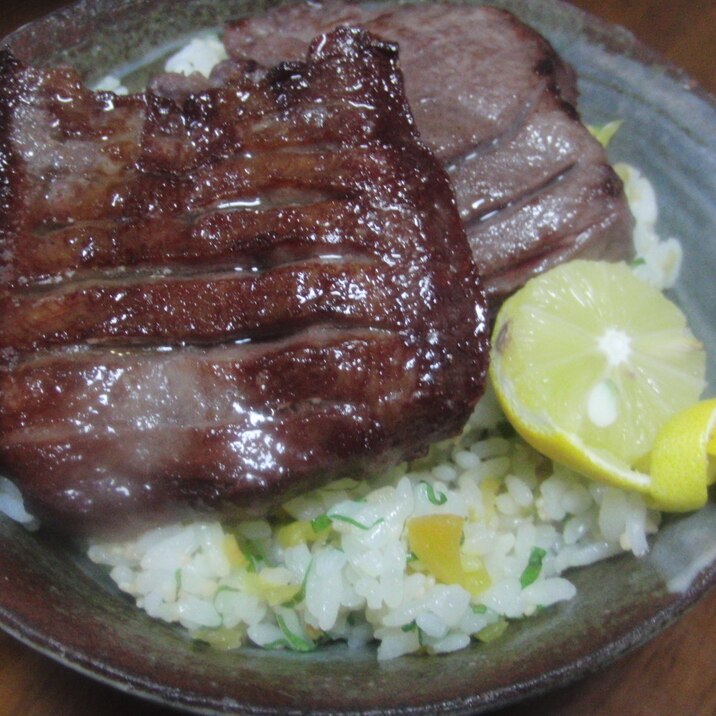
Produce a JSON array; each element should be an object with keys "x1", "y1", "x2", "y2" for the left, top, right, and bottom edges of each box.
[
  {"x1": 0, "y1": 28, "x2": 488, "y2": 536},
  {"x1": 224, "y1": 1, "x2": 634, "y2": 302}
]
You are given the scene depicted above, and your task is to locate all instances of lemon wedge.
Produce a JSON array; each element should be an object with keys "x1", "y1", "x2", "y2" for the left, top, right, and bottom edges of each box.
[
  {"x1": 647, "y1": 399, "x2": 716, "y2": 511},
  {"x1": 490, "y1": 260, "x2": 707, "y2": 509}
]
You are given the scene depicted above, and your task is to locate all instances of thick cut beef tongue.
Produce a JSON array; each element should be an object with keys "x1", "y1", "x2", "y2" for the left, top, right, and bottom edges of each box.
[
  {"x1": 224, "y1": 1, "x2": 634, "y2": 300},
  {"x1": 0, "y1": 29, "x2": 488, "y2": 536}
]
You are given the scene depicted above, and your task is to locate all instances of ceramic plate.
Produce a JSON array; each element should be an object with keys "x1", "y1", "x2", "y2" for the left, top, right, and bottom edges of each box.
[{"x1": 1, "y1": 1, "x2": 715, "y2": 713}]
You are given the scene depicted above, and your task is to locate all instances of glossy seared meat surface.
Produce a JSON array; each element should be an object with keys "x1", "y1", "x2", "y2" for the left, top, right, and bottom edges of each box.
[
  {"x1": 0, "y1": 29, "x2": 488, "y2": 535},
  {"x1": 225, "y1": 1, "x2": 634, "y2": 300}
]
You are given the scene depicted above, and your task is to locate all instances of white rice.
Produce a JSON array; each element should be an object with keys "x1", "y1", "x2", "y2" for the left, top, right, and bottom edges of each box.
[
  {"x1": 92, "y1": 73, "x2": 130, "y2": 95},
  {"x1": 0, "y1": 36, "x2": 685, "y2": 660},
  {"x1": 86, "y1": 388, "x2": 661, "y2": 659},
  {"x1": 588, "y1": 121, "x2": 683, "y2": 291},
  {"x1": 616, "y1": 162, "x2": 683, "y2": 290},
  {"x1": 0, "y1": 478, "x2": 39, "y2": 530},
  {"x1": 163, "y1": 34, "x2": 228, "y2": 77}
]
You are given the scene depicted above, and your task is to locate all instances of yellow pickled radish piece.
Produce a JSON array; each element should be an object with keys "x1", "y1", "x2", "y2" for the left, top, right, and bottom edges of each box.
[
  {"x1": 192, "y1": 627, "x2": 244, "y2": 651},
  {"x1": 243, "y1": 572, "x2": 302, "y2": 606},
  {"x1": 407, "y1": 514, "x2": 464, "y2": 583},
  {"x1": 223, "y1": 534, "x2": 248, "y2": 568},
  {"x1": 647, "y1": 399, "x2": 716, "y2": 511},
  {"x1": 406, "y1": 514, "x2": 490, "y2": 596},
  {"x1": 277, "y1": 519, "x2": 329, "y2": 548},
  {"x1": 481, "y1": 478, "x2": 500, "y2": 519},
  {"x1": 460, "y1": 553, "x2": 492, "y2": 595}
]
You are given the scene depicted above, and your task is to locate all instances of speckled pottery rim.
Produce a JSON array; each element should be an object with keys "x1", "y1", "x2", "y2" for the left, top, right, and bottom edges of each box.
[{"x1": 1, "y1": 1, "x2": 716, "y2": 714}]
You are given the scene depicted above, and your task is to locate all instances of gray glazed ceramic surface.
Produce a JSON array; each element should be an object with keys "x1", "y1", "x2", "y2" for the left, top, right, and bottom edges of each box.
[{"x1": 1, "y1": 1, "x2": 715, "y2": 714}]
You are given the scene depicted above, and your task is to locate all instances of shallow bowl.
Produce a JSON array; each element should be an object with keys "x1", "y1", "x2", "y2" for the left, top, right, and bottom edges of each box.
[{"x1": 1, "y1": 1, "x2": 715, "y2": 713}]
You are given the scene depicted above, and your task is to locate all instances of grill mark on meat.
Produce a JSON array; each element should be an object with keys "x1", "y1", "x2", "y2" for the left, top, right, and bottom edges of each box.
[
  {"x1": 241, "y1": 103, "x2": 386, "y2": 149},
  {"x1": 494, "y1": 174, "x2": 631, "y2": 272},
  {"x1": 206, "y1": 186, "x2": 340, "y2": 210},
  {"x1": 6, "y1": 219, "x2": 392, "y2": 295},
  {"x1": 19, "y1": 149, "x2": 364, "y2": 226},
  {"x1": 4, "y1": 324, "x2": 399, "y2": 374},
  {"x1": 461, "y1": 161, "x2": 576, "y2": 229},
  {"x1": 446, "y1": 74, "x2": 581, "y2": 229},
  {"x1": 26, "y1": 192, "x2": 347, "y2": 236},
  {"x1": 8, "y1": 197, "x2": 364, "y2": 286},
  {"x1": 469, "y1": 163, "x2": 628, "y2": 289},
  {"x1": 28, "y1": 188, "x2": 346, "y2": 237},
  {"x1": 1, "y1": 261, "x2": 404, "y2": 352},
  {"x1": 442, "y1": 83, "x2": 546, "y2": 173},
  {"x1": 8, "y1": 252, "x2": 378, "y2": 296}
]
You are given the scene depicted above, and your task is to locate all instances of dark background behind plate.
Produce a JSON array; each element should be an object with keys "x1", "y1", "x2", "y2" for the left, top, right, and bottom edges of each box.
[{"x1": 1, "y1": 1, "x2": 715, "y2": 715}]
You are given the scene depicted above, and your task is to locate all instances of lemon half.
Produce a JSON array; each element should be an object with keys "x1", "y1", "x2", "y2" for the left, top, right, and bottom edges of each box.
[{"x1": 490, "y1": 260, "x2": 707, "y2": 509}]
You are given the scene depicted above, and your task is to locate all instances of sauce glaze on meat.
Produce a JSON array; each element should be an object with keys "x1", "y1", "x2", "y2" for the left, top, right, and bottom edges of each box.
[
  {"x1": 0, "y1": 29, "x2": 488, "y2": 536},
  {"x1": 224, "y1": 1, "x2": 634, "y2": 300}
]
